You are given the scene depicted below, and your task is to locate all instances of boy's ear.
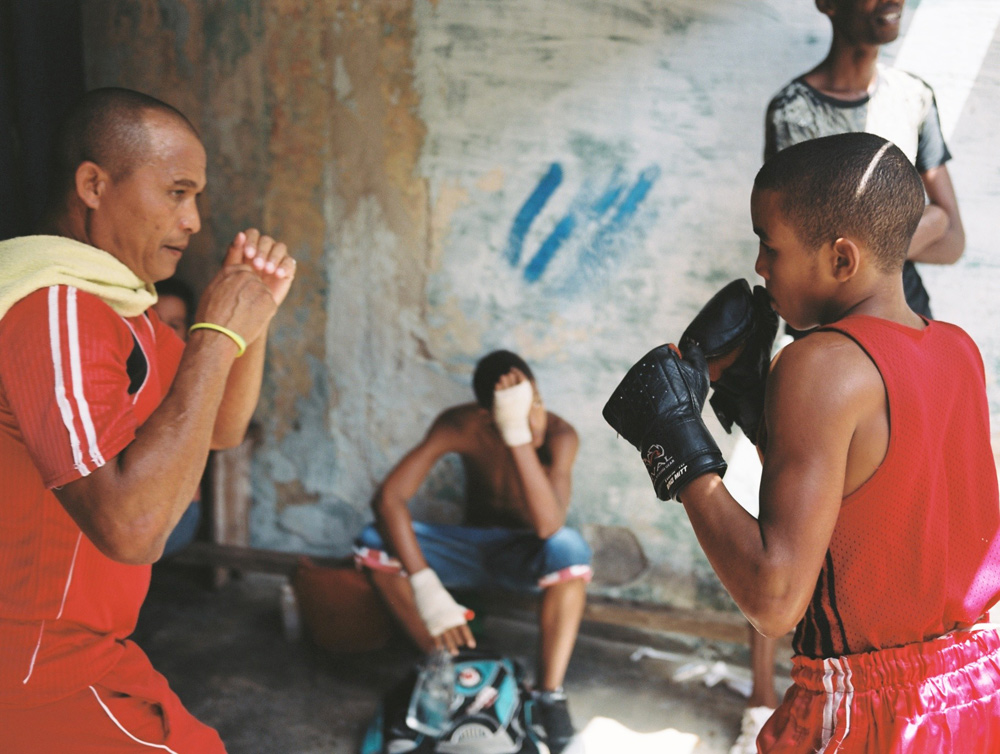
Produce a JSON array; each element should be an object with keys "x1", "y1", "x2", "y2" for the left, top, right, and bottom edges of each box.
[
  {"x1": 830, "y1": 237, "x2": 860, "y2": 282},
  {"x1": 815, "y1": 0, "x2": 835, "y2": 18},
  {"x1": 75, "y1": 161, "x2": 109, "y2": 210}
]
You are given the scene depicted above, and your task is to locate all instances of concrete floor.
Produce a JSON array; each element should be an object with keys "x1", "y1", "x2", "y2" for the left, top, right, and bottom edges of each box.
[{"x1": 135, "y1": 565, "x2": 792, "y2": 754}]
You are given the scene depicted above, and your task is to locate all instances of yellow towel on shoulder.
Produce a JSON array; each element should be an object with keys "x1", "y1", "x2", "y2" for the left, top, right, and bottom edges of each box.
[{"x1": 0, "y1": 235, "x2": 157, "y2": 321}]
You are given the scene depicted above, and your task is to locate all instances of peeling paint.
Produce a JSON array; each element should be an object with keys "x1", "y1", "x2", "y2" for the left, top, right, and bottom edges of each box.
[
  {"x1": 428, "y1": 179, "x2": 470, "y2": 271},
  {"x1": 476, "y1": 168, "x2": 505, "y2": 193}
]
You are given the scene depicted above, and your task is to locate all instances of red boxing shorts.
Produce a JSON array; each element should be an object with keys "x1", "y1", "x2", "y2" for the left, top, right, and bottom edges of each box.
[
  {"x1": 758, "y1": 626, "x2": 1000, "y2": 753},
  {"x1": 0, "y1": 641, "x2": 226, "y2": 754}
]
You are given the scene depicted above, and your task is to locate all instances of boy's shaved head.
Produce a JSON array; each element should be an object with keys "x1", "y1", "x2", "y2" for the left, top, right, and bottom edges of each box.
[
  {"x1": 47, "y1": 87, "x2": 200, "y2": 210},
  {"x1": 754, "y1": 132, "x2": 925, "y2": 271}
]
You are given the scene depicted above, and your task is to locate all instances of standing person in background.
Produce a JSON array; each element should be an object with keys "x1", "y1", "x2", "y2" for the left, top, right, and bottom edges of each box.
[
  {"x1": 729, "y1": 3, "x2": 968, "y2": 748},
  {"x1": 765, "y1": 0, "x2": 964, "y2": 320},
  {"x1": 0, "y1": 87, "x2": 296, "y2": 753},
  {"x1": 152, "y1": 276, "x2": 196, "y2": 342},
  {"x1": 354, "y1": 350, "x2": 592, "y2": 754}
]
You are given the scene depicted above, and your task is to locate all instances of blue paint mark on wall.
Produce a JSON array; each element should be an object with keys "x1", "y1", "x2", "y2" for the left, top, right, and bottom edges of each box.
[
  {"x1": 572, "y1": 164, "x2": 661, "y2": 285},
  {"x1": 504, "y1": 162, "x2": 563, "y2": 267},
  {"x1": 506, "y1": 162, "x2": 660, "y2": 288}
]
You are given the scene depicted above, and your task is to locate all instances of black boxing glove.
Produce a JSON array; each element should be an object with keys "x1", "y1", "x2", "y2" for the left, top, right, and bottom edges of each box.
[
  {"x1": 679, "y1": 279, "x2": 777, "y2": 444},
  {"x1": 603, "y1": 343, "x2": 727, "y2": 501}
]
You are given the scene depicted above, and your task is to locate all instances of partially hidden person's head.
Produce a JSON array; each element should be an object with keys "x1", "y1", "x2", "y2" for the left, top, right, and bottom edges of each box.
[
  {"x1": 751, "y1": 132, "x2": 924, "y2": 329},
  {"x1": 44, "y1": 87, "x2": 206, "y2": 284},
  {"x1": 816, "y1": 0, "x2": 904, "y2": 47},
  {"x1": 473, "y1": 350, "x2": 547, "y2": 445},
  {"x1": 153, "y1": 276, "x2": 196, "y2": 341}
]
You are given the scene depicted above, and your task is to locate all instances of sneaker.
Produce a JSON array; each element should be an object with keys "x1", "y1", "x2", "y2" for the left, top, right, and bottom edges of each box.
[
  {"x1": 729, "y1": 706, "x2": 774, "y2": 754},
  {"x1": 534, "y1": 689, "x2": 575, "y2": 754}
]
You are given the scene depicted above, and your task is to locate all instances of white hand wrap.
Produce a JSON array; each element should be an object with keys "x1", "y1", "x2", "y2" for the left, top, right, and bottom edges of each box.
[
  {"x1": 492, "y1": 380, "x2": 534, "y2": 446},
  {"x1": 409, "y1": 568, "x2": 469, "y2": 637}
]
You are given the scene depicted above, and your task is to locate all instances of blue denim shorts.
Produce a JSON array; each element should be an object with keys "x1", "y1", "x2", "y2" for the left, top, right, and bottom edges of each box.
[{"x1": 354, "y1": 521, "x2": 592, "y2": 591}]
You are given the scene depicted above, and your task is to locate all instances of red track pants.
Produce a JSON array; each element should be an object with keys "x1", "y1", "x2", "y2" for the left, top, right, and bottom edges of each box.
[{"x1": 1, "y1": 641, "x2": 226, "y2": 754}]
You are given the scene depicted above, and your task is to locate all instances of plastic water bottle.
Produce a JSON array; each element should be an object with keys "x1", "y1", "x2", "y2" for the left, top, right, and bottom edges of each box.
[
  {"x1": 407, "y1": 649, "x2": 455, "y2": 736},
  {"x1": 279, "y1": 581, "x2": 301, "y2": 642}
]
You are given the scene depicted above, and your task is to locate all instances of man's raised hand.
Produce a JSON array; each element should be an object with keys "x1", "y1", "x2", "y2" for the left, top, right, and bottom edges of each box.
[
  {"x1": 192, "y1": 266, "x2": 273, "y2": 352},
  {"x1": 225, "y1": 228, "x2": 296, "y2": 308}
]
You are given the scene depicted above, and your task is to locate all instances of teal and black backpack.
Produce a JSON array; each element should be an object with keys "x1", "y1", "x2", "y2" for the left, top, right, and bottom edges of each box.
[{"x1": 361, "y1": 650, "x2": 547, "y2": 754}]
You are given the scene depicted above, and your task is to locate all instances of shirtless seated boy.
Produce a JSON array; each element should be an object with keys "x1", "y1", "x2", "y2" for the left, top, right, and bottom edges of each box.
[{"x1": 355, "y1": 350, "x2": 592, "y2": 753}]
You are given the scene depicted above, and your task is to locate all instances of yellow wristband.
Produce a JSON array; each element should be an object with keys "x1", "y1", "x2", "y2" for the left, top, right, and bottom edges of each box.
[{"x1": 188, "y1": 322, "x2": 247, "y2": 357}]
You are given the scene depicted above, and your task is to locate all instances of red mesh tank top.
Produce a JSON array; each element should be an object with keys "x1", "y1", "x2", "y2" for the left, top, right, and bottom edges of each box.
[{"x1": 793, "y1": 315, "x2": 1000, "y2": 659}]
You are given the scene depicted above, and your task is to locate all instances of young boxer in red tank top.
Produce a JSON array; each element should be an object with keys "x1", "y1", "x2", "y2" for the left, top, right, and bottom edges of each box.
[{"x1": 605, "y1": 132, "x2": 1000, "y2": 752}]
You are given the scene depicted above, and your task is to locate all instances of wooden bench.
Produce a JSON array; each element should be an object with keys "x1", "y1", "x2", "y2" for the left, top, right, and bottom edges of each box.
[{"x1": 170, "y1": 541, "x2": 780, "y2": 648}]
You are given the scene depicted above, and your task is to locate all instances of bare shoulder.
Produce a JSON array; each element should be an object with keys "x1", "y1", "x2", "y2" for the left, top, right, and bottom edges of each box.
[
  {"x1": 427, "y1": 403, "x2": 489, "y2": 448},
  {"x1": 432, "y1": 403, "x2": 485, "y2": 429},
  {"x1": 545, "y1": 411, "x2": 577, "y2": 439},
  {"x1": 768, "y1": 331, "x2": 883, "y2": 420},
  {"x1": 544, "y1": 411, "x2": 579, "y2": 454},
  {"x1": 777, "y1": 329, "x2": 878, "y2": 371}
]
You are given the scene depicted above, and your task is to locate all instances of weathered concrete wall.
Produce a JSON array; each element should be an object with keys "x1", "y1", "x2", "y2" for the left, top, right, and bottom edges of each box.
[{"x1": 82, "y1": 0, "x2": 1000, "y2": 611}]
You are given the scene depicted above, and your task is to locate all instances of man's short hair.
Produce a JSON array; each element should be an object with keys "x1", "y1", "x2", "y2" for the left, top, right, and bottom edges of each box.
[
  {"x1": 472, "y1": 350, "x2": 534, "y2": 409},
  {"x1": 47, "y1": 87, "x2": 199, "y2": 210},
  {"x1": 754, "y1": 132, "x2": 925, "y2": 271}
]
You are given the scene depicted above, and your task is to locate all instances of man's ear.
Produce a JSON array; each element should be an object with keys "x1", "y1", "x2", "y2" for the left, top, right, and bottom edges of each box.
[
  {"x1": 830, "y1": 237, "x2": 860, "y2": 282},
  {"x1": 74, "y1": 161, "x2": 109, "y2": 210}
]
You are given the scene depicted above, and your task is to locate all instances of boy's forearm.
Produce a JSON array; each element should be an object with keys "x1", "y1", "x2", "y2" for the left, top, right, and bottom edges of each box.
[
  {"x1": 679, "y1": 473, "x2": 804, "y2": 636},
  {"x1": 910, "y1": 165, "x2": 965, "y2": 265},
  {"x1": 509, "y1": 445, "x2": 567, "y2": 537},
  {"x1": 907, "y1": 204, "x2": 964, "y2": 265},
  {"x1": 373, "y1": 492, "x2": 430, "y2": 575},
  {"x1": 680, "y1": 473, "x2": 764, "y2": 592}
]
